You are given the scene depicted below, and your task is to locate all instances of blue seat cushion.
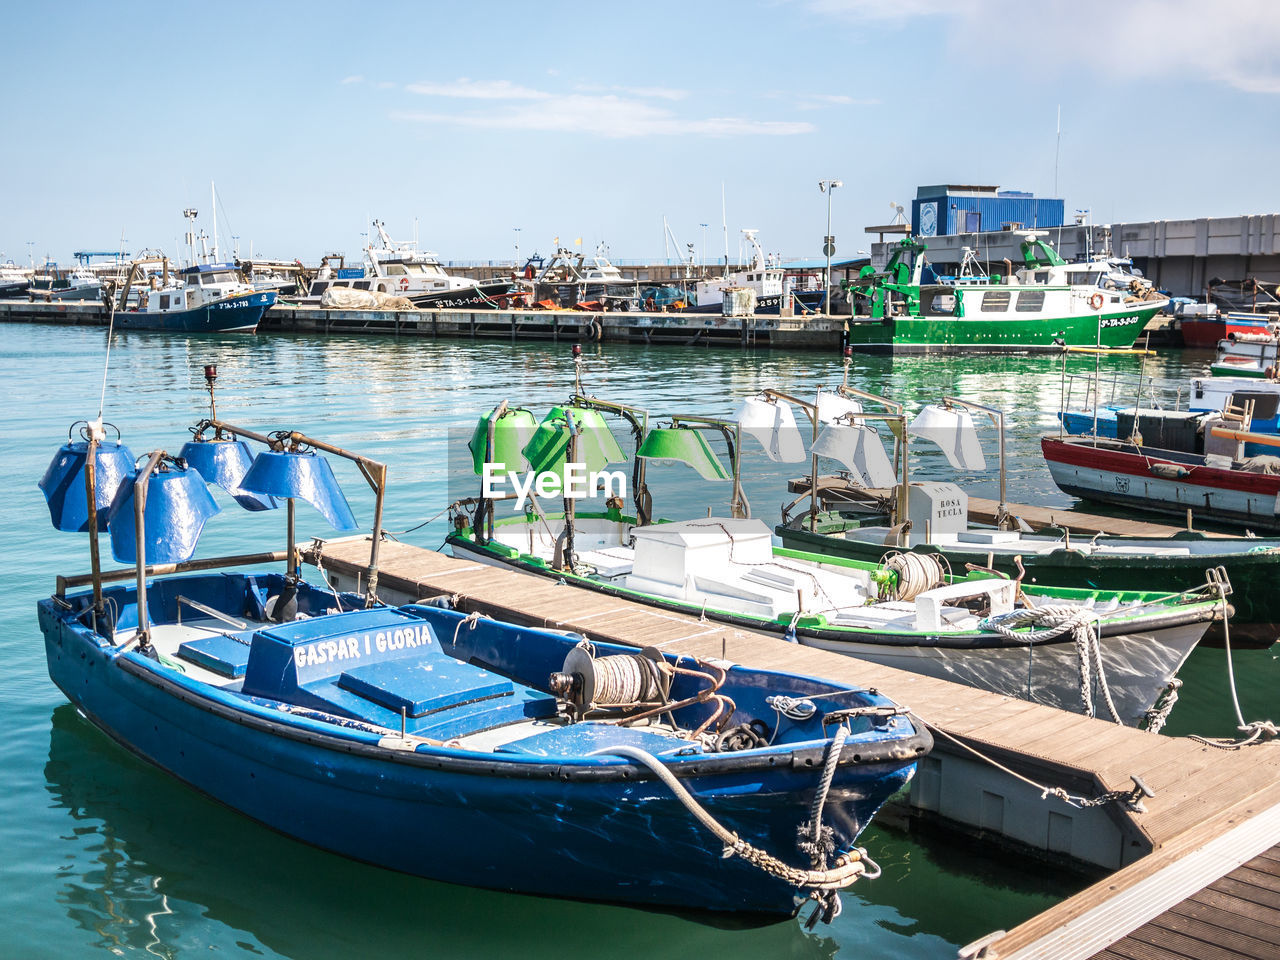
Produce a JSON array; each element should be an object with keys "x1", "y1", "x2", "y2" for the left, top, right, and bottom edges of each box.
[
  {"x1": 337, "y1": 659, "x2": 513, "y2": 718},
  {"x1": 178, "y1": 633, "x2": 252, "y2": 678}
]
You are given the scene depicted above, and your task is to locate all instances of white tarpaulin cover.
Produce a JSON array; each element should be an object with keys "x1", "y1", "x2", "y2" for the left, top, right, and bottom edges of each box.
[
  {"x1": 320, "y1": 288, "x2": 416, "y2": 310},
  {"x1": 908, "y1": 405, "x2": 986, "y2": 471},
  {"x1": 734, "y1": 396, "x2": 807, "y2": 463}
]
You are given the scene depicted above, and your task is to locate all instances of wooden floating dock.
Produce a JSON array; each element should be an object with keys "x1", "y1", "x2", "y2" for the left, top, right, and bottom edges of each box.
[
  {"x1": 306, "y1": 536, "x2": 1280, "y2": 960},
  {"x1": 789, "y1": 476, "x2": 1231, "y2": 539},
  {"x1": 0, "y1": 299, "x2": 845, "y2": 350}
]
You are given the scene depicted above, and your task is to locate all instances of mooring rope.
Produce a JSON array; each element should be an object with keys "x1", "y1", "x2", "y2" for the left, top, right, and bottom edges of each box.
[
  {"x1": 980, "y1": 604, "x2": 1121, "y2": 723},
  {"x1": 905, "y1": 708, "x2": 1139, "y2": 809},
  {"x1": 592, "y1": 743, "x2": 876, "y2": 892},
  {"x1": 1189, "y1": 582, "x2": 1278, "y2": 749}
]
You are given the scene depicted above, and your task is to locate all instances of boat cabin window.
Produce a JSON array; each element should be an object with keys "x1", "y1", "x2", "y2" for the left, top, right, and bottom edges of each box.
[
  {"x1": 1033, "y1": 271, "x2": 1050, "y2": 283},
  {"x1": 919, "y1": 289, "x2": 958, "y2": 317},
  {"x1": 312, "y1": 281, "x2": 329, "y2": 293},
  {"x1": 386, "y1": 264, "x2": 408, "y2": 276},
  {"x1": 354, "y1": 281, "x2": 371, "y2": 290},
  {"x1": 159, "y1": 294, "x2": 170, "y2": 309},
  {"x1": 1015, "y1": 291, "x2": 1045, "y2": 312},
  {"x1": 980, "y1": 291, "x2": 1011, "y2": 312},
  {"x1": 1067, "y1": 270, "x2": 1098, "y2": 285}
]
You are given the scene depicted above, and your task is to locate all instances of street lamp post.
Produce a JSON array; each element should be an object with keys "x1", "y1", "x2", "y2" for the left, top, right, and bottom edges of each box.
[
  {"x1": 699, "y1": 222, "x2": 708, "y2": 268},
  {"x1": 818, "y1": 179, "x2": 842, "y2": 314},
  {"x1": 513, "y1": 227, "x2": 522, "y2": 266}
]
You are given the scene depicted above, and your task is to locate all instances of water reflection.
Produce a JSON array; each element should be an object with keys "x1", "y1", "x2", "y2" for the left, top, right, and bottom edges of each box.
[{"x1": 43, "y1": 706, "x2": 840, "y2": 960}]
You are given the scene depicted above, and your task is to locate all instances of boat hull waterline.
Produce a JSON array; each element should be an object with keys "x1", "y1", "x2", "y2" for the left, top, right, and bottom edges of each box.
[{"x1": 843, "y1": 304, "x2": 1162, "y2": 354}]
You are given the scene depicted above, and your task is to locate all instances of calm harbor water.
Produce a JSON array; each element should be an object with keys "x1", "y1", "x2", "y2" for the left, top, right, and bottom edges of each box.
[{"x1": 2, "y1": 323, "x2": 1276, "y2": 958}]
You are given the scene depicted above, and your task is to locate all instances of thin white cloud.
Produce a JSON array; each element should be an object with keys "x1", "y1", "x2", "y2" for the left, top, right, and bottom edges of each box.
[
  {"x1": 574, "y1": 83, "x2": 689, "y2": 101},
  {"x1": 802, "y1": 0, "x2": 1280, "y2": 94},
  {"x1": 341, "y1": 75, "x2": 364, "y2": 85},
  {"x1": 398, "y1": 80, "x2": 810, "y2": 138},
  {"x1": 802, "y1": 0, "x2": 975, "y2": 21},
  {"x1": 375, "y1": 81, "x2": 396, "y2": 90},
  {"x1": 392, "y1": 93, "x2": 811, "y2": 138},
  {"x1": 406, "y1": 79, "x2": 548, "y2": 100}
]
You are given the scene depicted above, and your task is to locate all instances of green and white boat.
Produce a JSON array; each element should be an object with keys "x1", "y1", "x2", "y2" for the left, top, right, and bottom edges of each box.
[
  {"x1": 844, "y1": 236, "x2": 1167, "y2": 354},
  {"x1": 446, "y1": 388, "x2": 1222, "y2": 727}
]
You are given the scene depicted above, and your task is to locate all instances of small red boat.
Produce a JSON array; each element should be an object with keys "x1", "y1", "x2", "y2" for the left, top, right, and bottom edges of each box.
[{"x1": 1042, "y1": 434, "x2": 1280, "y2": 532}]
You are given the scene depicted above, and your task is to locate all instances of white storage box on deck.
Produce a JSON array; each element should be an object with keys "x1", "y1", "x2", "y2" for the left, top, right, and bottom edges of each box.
[{"x1": 627, "y1": 518, "x2": 773, "y2": 593}]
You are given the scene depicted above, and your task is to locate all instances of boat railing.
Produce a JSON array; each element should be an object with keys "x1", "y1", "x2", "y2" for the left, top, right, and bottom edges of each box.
[
  {"x1": 1062, "y1": 371, "x2": 1184, "y2": 416},
  {"x1": 55, "y1": 549, "x2": 289, "y2": 599}
]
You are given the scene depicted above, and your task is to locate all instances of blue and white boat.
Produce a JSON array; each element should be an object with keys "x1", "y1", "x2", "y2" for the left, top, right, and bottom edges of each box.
[
  {"x1": 117, "y1": 262, "x2": 275, "y2": 333},
  {"x1": 34, "y1": 372, "x2": 928, "y2": 922}
]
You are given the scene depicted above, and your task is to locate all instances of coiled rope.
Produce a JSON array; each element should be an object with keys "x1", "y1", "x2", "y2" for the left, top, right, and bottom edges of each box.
[
  {"x1": 980, "y1": 605, "x2": 1121, "y2": 723},
  {"x1": 879, "y1": 552, "x2": 948, "y2": 601}
]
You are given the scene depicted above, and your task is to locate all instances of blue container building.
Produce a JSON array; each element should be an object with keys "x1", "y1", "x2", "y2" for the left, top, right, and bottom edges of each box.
[{"x1": 911, "y1": 184, "x2": 1063, "y2": 238}]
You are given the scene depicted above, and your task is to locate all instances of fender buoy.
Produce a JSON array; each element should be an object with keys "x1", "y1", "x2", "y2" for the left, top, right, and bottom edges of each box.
[
  {"x1": 399, "y1": 276, "x2": 410, "y2": 291},
  {"x1": 1266, "y1": 365, "x2": 1277, "y2": 380},
  {"x1": 1089, "y1": 293, "x2": 1104, "y2": 310}
]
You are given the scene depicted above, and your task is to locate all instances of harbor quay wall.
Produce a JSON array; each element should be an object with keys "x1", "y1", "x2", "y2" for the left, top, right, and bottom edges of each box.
[{"x1": 0, "y1": 300, "x2": 845, "y2": 351}]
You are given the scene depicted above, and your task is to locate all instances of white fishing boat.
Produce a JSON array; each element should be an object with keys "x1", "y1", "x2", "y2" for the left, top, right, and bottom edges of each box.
[
  {"x1": 29, "y1": 262, "x2": 102, "y2": 302},
  {"x1": 357, "y1": 219, "x2": 510, "y2": 308}
]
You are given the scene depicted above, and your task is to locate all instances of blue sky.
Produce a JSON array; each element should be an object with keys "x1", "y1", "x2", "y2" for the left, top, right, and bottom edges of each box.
[{"x1": 4, "y1": 0, "x2": 1278, "y2": 266}]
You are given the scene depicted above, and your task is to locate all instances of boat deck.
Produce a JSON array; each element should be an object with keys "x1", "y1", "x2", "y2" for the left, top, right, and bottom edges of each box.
[
  {"x1": 787, "y1": 476, "x2": 1234, "y2": 538},
  {"x1": 305, "y1": 536, "x2": 1280, "y2": 959}
]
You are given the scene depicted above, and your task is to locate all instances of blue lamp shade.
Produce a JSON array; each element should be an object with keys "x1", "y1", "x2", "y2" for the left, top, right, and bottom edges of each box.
[
  {"x1": 238, "y1": 450, "x2": 358, "y2": 531},
  {"x1": 107, "y1": 465, "x2": 222, "y2": 564},
  {"x1": 38, "y1": 440, "x2": 136, "y2": 532},
  {"x1": 179, "y1": 438, "x2": 278, "y2": 511}
]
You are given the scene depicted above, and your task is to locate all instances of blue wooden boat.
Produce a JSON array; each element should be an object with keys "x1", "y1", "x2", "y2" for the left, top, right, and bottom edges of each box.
[
  {"x1": 116, "y1": 263, "x2": 275, "y2": 333},
  {"x1": 34, "y1": 372, "x2": 929, "y2": 922},
  {"x1": 39, "y1": 574, "x2": 927, "y2": 918}
]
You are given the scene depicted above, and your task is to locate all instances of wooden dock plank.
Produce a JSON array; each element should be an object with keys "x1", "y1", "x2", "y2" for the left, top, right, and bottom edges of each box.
[{"x1": 310, "y1": 537, "x2": 1280, "y2": 960}]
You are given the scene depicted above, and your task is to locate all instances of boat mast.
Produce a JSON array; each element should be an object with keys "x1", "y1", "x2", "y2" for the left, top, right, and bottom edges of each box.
[{"x1": 211, "y1": 181, "x2": 219, "y2": 262}]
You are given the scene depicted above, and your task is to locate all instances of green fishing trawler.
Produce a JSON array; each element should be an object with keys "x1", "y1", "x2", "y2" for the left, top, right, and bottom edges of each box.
[{"x1": 843, "y1": 236, "x2": 1167, "y2": 354}]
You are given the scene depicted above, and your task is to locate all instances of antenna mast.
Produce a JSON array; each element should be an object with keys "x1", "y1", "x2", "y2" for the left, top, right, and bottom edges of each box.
[{"x1": 1053, "y1": 105, "x2": 1062, "y2": 197}]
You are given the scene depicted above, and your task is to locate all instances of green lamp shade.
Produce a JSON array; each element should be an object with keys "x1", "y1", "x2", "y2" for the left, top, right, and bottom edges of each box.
[
  {"x1": 468, "y1": 406, "x2": 537, "y2": 475},
  {"x1": 522, "y1": 406, "x2": 626, "y2": 479},
  {"x1": 635, "y1": 427, "x2": 729, "y2": 481}
]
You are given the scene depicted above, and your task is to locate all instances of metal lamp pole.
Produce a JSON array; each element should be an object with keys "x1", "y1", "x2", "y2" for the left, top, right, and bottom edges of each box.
[
  {"x1": 819, "y1": 179, "x2": 842, "y2": 314},
  {"x1": 513, "y1": 227, "x2": 522, "y2": 266}
]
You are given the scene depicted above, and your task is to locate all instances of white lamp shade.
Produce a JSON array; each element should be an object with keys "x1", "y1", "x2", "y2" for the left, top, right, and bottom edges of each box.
[
  {"x1": 733, "y1": 396, "x2": 807, "y2": 463},
  {"x1": 909, "y1": 405, "x2": 986, "y2": 471},
  {"x1": 816, "y1": 393, "x2": 863, "y2": 425},
  {"x1": 811, "y1": 423, "x2": 896, "y2": 487}
]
